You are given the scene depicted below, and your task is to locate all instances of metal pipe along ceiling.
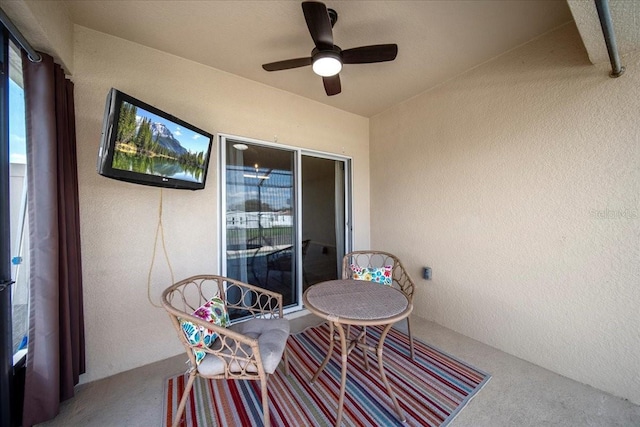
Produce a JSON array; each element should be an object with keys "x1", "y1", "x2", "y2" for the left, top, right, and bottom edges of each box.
[{"x1": 594, "y1": 0, "x2": 625, "y2": 78}]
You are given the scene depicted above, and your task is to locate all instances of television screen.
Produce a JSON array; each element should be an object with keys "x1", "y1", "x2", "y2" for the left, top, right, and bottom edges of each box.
[{"x1": 97, "y1": 88, "x2": 213, "y2": 190}]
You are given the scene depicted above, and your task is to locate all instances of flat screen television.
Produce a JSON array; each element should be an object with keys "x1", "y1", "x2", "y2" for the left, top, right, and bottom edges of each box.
[{"x1": 97, "y1": 88, "x2": 213, "y2": 190}]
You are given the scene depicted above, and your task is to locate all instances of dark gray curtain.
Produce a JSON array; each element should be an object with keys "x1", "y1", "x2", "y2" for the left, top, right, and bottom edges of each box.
[{"x1": 21, "y1": 52, "x2": 85, "y2": 427}]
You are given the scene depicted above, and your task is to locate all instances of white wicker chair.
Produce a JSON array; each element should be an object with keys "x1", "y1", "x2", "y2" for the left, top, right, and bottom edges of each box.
[
  {"x1": 162, "y1": 275, "x2": 290, "y2": 427},
  {"x1": 342, "y1": 251, "x2": 416, "y2": 359}
]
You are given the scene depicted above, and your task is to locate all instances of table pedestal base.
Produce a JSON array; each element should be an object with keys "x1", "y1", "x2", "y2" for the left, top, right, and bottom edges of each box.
[{"x1": 310, "y1": 321, "x2": 406, "y2": 427}]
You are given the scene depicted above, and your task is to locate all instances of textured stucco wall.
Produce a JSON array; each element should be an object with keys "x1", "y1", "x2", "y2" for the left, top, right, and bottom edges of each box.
[
  {"x1": 370, "y1": 23, "x2": 640, "y2": 404},
  {"x1": 73, "y1": 26, "x2": 369, "y2": 383}
]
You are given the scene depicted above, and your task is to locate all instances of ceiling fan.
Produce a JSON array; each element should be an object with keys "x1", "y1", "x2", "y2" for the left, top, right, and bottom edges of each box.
[{"x1": 261, "y1": 1, "x2": 398, "y2": 96}]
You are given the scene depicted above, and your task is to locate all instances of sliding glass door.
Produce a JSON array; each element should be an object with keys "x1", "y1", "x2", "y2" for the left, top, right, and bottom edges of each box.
[
  {"x1": 2, "y1": 32, "x2": 29, "y2": 427},
  {"x1": 220, "y1": 135, "x2": 351, "y2": 312},
  {"x1": 223, "y1": 138, "x2": 298, "y2": 306},
  {"x1": 300, "y1": 154, "x2": 347, "y2": 292}
]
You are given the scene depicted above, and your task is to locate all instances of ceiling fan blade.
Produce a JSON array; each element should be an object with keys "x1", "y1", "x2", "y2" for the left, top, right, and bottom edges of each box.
[
  {"x1": 262, "y1": 57, "x2": 312, "y2": 71},
  {"x1": 302, "y1": 1, "x2": 333, "y2": 50},
  {"x1": 342, "y1": 44, "x2": 398, "y2": 64},
  {"x1": 322, "y1": 74, "x2": 341, "y2": 96}
]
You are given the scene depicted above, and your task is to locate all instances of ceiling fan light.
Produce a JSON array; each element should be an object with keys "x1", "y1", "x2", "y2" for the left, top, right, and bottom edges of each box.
[{"x1": 312, "y1": 54, "x2": 342, "y2": 77}]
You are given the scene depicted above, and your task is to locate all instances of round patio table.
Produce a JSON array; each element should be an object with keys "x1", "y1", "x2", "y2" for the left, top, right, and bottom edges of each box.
[{"x1": 303, "y1": 279, "x2": 413, "y2": 427}]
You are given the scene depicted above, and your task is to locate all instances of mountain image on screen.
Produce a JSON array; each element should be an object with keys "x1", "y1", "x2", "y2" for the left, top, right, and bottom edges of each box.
[
  {"x1": 149, "y1": 122, "x2": 188, "y2": 157},
  {"x1": 112, "y1": 101, "x2": 207, "y2": 182}
]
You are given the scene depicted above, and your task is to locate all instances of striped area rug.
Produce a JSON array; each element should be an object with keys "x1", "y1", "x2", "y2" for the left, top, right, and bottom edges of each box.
[{"x1": 164, "y1": 322, "x2": 490, "y2": 426}]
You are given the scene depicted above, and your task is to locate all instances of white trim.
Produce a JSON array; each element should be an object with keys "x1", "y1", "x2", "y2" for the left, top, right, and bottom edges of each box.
[
  {"x1": 295, "y1": 150, "x2": 303, "y2": 308},
  {"x1": 218, "y1": 134, "x2": 226, "y2": 276}
]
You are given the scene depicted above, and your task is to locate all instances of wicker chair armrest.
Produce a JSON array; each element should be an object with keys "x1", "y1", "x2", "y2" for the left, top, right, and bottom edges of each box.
[
  {"x1": 168, "y1": 310, "x2": 262, "y2": 375},
  {"x1": 184, "y1": 312, "x2": 258, "y2": 345},
  {"x1": 201, "y1": 320, "x2": 263, "y2": 377}
]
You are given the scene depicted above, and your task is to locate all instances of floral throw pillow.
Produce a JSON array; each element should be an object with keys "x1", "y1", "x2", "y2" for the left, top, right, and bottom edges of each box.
[
  {"x1": 180, "y1": 297, "x2": 229, "y2": 365},
  {"x1": 350, "y1": 264, "x2": 393, "y2": 285}
]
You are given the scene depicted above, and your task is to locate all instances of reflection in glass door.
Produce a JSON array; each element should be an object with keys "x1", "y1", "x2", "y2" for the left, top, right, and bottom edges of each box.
[{"x1": 223, "y1": 138, "x2": 298, "y2": 307}]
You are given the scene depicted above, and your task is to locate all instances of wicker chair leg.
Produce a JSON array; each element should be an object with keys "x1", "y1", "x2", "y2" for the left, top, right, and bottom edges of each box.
[
  {"x1": 173, "y1": 370, "x2": 197, "y2": 427},
  {"x1": 261, "y1": 375, "x2": 270, "y2": 427},
  {"x1": 282, "y1": 342, "x2": 291, "y2": 376},
  {"x1": 407, "y1": 316, "x2": 415, "y2": 360}
]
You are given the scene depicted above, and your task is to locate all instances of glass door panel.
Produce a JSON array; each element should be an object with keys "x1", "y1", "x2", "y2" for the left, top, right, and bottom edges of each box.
[
  {"x1": 224, "y1": 139, "x2": 298, "y2": 308},
  {"x1": 301, "y1": 155, "x2": 346, "y2": 292},
  {"x1": 3, "y1": 36, "x2": 29, "y2": 426}
]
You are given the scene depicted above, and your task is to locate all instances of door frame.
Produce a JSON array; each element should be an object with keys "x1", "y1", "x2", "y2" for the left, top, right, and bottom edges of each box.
[{"x1": 218, "y1": 133, "x2": 352, "y2": 314}]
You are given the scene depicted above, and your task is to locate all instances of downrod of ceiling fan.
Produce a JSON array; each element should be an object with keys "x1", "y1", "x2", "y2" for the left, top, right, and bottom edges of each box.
[{"x1": 328, "y1": 8, "x2": 338, "y2": 28}]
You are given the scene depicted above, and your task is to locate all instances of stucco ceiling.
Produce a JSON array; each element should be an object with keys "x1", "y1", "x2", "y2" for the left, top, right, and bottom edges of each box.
[{"x1": 62, "y1": 1, "x2": 636, "y2": 117}]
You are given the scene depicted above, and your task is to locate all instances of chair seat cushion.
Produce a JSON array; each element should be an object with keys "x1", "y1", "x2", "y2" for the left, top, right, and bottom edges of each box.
[{"x1": 197, "y1": 318, "x2": 289, "y2": 376}]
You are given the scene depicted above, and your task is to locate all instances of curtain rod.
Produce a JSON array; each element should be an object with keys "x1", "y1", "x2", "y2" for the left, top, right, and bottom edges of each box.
[{"x1": 0, "y1": 7, "x2": 42, "y2": 63}]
